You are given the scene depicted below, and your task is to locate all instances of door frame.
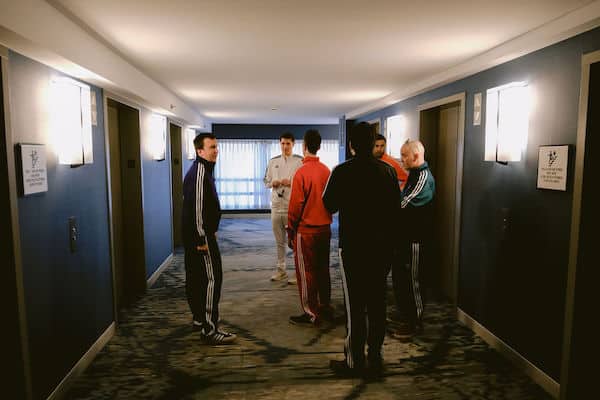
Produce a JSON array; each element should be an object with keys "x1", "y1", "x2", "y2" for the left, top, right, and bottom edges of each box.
[
  {"x1": 168, "y1": 121, "x2": 184, "y2": 248},
  {"x1": 1, "y1": 45, "x2": 33, "y2": 400},
  {"x1": 416, "y1": 92, "x2": 466, "y2": 306},
  {"x1": 560, "y1": 49, "x2": 600, "y2": 400},
  {"x1": 103, "y1": 92, "x2": 146, "y2": 321},
  {"x1": 367, "y1": 117, "x2": 382, "y2": 134}
]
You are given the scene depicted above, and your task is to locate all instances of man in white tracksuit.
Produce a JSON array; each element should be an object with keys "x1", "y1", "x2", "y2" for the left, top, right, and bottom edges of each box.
[{"x1": 264, "y1": 132, "x2": 303, "y2": 283}]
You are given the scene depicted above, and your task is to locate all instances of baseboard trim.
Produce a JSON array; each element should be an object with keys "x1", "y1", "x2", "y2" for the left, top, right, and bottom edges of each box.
[
  {"x1": 47, "y1": 322, "x2": 115, "y2": 400},
  {"x1": 457, "y1": 308, "x2": 559, "y2": 398},
  {"x1": 147, "y1": 253, "x2": 173, "y2": 288},
  {"x1": 222, "y1": 209, "x2": 270, "y2": 215},
  {"x1": 222, "y1": 212, "x2": 270, "y2": 218}
]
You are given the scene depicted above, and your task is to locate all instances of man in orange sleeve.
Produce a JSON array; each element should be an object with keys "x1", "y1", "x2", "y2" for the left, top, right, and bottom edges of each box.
[
  {"x1": 287, "y1": 129, "x2": 333, "y2": 326},
  {"x1": 373, "y1": 134, "x2": 408, "y2": 188}
]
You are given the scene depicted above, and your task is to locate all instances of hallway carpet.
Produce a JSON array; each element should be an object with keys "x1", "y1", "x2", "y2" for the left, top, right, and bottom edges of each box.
[{"x1": 66, "y1": 216, "x2": 551, "y2": 399}]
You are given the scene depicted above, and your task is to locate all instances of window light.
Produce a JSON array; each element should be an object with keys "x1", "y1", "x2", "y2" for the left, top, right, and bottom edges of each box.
[
  {"x1": 185, "y1": 128, "x2": 197, "y2": 160},
  {"x1": 150, "y1": 114, "x2": 167, "y2": 161},
  {"x1": 485, "y1": 82, "x2": 530, "y2": 163},
  {"x1": 51, "y1": 77, "x2": 93, "y2": 166},
  {"x1": 385, "y1": 115, "x2": 406, "y2": 158}
]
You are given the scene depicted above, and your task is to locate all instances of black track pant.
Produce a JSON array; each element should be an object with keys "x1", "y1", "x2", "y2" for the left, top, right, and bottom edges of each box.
[
  {"x1": 184, "y1": 234, "x2": 222, "y2": 334},
  {"x1": 392, "y1": 241, "x2": 425, "y2": 326},
  {"x1": 339, "y1": 248, "x2": 389, "y2": 368}
]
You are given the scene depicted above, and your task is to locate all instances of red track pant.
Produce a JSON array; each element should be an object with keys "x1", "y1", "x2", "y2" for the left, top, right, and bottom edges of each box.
[{"x1": 293, "y1": 226, "x2": 331, "y2": 322}]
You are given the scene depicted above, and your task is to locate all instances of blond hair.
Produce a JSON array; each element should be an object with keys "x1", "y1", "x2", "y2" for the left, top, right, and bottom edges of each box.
[{"x1": 402, "y1": 140, "x2": 425, "y2": 156}]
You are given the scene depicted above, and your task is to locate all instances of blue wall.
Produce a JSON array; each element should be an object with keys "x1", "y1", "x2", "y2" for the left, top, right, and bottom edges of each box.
[
  {"x1": 213, "y1": 123, "x2": 339, "y2": 140},
  {"x1": 352, "y1": 27, "x2": 600, "y2": 380},
  {"x1": 10, "y1": 52, "x2": 113, "y2": 399},
  {"x1": 141, "y1": 112, "x2": 173, "y2": 278}
]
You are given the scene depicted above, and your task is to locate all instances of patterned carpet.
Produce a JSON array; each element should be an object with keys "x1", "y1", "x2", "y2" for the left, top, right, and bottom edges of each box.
[{"x1": 65, "y1": 216, "x2": 551, "y2": 399}]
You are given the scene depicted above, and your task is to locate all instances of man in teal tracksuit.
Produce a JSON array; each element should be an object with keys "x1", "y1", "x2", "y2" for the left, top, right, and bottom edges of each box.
[{"x1": 395, "y1": 140, "x2": 435, "y2": 335}]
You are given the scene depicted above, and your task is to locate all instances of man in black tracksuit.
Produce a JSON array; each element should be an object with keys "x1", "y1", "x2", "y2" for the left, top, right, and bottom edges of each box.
[
  {"x1": 182, "y1": 133, "x2": 236, "y2": 345},
  {"x1": 323, "y1": 122, "x2": 402, "y2": 377}
]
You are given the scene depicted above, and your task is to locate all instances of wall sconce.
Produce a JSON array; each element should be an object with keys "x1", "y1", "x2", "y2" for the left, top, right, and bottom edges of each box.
[
  {"x1": 150, "y1": 113, "x2": 167, "y2": 161},
  {"x1": 185, "y1": 128, "x2": 197, "y2": 160},
  {"x1": 485, "y1": 82, "x2": 530, "y2": 164},
  {"x1": 385, "y1": 114, "x2": 406, "y2": 158},
  {"x1": 51, "y1": 77, "x2": 93, "y2": 166}
]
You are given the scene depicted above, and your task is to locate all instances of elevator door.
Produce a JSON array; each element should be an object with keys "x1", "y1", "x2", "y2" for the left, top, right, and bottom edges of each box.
[
  {"x1": 170, "y1": 124, "x2": 183, "y2": 247},
  {"x1": 419, "y1": 101, "x2": 460, "y2": 302},
  {"x1": 107, "y1": 100, "x2": 146, "y2": 312},
  {"x1": 566, "y1": 60, "x2": 599, "y2": 400},
  {"x1": 1, "y1": 55, "x2": 29, "y2": 400}
]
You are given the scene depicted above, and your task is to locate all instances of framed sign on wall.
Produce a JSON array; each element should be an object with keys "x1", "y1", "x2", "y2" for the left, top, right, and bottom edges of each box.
[
  {"x1": 537, "y1": 145, "x2": 570, "y2": 191},
  {"x1": 16, "y1": 143, "x2": 48, "y2": 196}
]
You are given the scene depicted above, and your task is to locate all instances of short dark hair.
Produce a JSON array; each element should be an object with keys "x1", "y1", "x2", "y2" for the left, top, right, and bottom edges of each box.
[
  {"x1": 194, "y1": 133, "x2": 216, "y2": 150},
  {"x1": 303, "y1": 129, "x2": 321, "y2": 154},
  {"x1": 350, "y1": 122, "x2": 376, "y2": 156},
  {"x1": 375, "y1": 134, "x2": 386, "y2": 142},
  {"x1": 280, "y1": 132, "x2": 295, "y2": 142}
]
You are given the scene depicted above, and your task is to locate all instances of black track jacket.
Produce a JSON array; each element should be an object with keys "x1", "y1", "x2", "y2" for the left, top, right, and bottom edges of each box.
[
  {"x1": 182, "y1": 155, "x2": 221, "y2": 249},
  {"x1": 322, "y1": 155, "x2": 402, "y2": 250}
]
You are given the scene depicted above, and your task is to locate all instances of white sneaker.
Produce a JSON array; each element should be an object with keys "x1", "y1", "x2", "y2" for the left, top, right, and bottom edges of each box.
[
  {"x1": 270, "y1": 270, "x2": 288, "y2": 281},
  {"x1": 287, "y1": 277, "x2": 297, "y2": 285}
]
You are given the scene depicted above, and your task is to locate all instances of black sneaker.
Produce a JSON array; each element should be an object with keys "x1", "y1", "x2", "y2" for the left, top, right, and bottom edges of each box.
[
  {"x1": 395, "y1": 322, "x2": 416, "y2": 336},
  {"x1": 366, "y1": 354, "x2": 385, "y2": 380},
  {"x1": 200, "y1": 330, "x2": 237, "y2": 345},
  {"x1": 320, "y1": 306, "x2": 335, "y2": 322},
  {"x1": 329, "y1": 359, "x2": 364, "y2": 378},
  {"x1": 289, "y1": 313, "x2": 314, "y2": 326},
  {"x1": 415, "y1": 319, "x2": 424, "y2": 334}
]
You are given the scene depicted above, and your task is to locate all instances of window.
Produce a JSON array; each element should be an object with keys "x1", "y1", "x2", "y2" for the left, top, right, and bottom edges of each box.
[{"x1": 214, "y1": 139, "x2": 339, "y2": 210}]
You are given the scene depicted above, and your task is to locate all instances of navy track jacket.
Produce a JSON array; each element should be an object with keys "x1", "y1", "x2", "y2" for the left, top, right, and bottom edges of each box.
[{"x1": 182, "y1": 156, "x2": 221, "y2": 248}]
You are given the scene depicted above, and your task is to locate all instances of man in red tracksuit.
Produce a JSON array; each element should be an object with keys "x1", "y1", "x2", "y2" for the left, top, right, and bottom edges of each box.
[{"x1": 287, "y1": 129, "x2": 333, "y2": 326}]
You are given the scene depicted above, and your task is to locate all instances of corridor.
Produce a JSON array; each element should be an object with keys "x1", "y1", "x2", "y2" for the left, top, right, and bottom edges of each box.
[{"x1": 65, "y1": 216, "x2": 550, "y2": 400}]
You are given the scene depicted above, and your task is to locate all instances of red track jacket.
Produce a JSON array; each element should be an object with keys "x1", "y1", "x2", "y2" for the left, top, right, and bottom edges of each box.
[{"x1": 287, "y1": 156, "x2": 332, "y2": 233}]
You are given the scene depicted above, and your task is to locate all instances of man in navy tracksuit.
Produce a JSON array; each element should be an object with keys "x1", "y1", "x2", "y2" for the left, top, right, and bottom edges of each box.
[
  {"x1": 182, "y1": 133, "x2": 236, "y2": 345},
  {"x1": 323, "y1": 122, "x2": 402, "y2": 378},
  {"x1": 394, "y1": 140, "x2": 435, "y2": 335}
]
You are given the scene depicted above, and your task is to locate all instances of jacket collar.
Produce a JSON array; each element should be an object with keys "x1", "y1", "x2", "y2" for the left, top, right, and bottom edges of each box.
[
  {"x1": 410, "y1": 161, "x2": 429, "y2": 172},
  {"x1": 196, "y1": 155, "x2": 216, "y2": 172}
]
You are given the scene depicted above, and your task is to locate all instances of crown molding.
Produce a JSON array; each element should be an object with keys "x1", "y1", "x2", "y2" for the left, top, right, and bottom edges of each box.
[{"x1": 346, "y1": 1, "x2": 600, "y2": 119}]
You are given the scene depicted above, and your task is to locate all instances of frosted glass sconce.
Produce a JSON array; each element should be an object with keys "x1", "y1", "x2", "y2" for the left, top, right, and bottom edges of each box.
[
  {"x1": 485, "y1": 82, "x2": 530, "y2": 163},
  {"x1": 150, "y1": 114, "x2": 167, "y2": 161},
  {"x1": 185, "y1": 128, "x2": 197, "y2": 160},
  {"x1": 385, "y1": 115, "x2": 406, "y2": 158},
  {"x1": 51, "y1": 77, "x2": 93, "y2": 166}
]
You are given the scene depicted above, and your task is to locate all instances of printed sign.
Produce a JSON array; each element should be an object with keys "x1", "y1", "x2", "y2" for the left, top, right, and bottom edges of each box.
[
  {"x1": 537, "y1": 145, "x2": 569, "y2": 191},
  {"x1": 19, "y1": 144, "x2": 48, "y2": 195},
  {"x1": 473, "y1": 92, "x2": 482, "y2": 126}
]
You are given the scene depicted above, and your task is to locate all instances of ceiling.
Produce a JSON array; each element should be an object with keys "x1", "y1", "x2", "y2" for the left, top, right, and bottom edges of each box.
[{"x1": 52, "y1": 0, "x2": 595, "y2": 124}]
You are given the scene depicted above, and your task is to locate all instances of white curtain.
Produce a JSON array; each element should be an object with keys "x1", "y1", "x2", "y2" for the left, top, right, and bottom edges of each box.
[{"x1": 215, "y1": 139, "x2": 339, "y2": 209}]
